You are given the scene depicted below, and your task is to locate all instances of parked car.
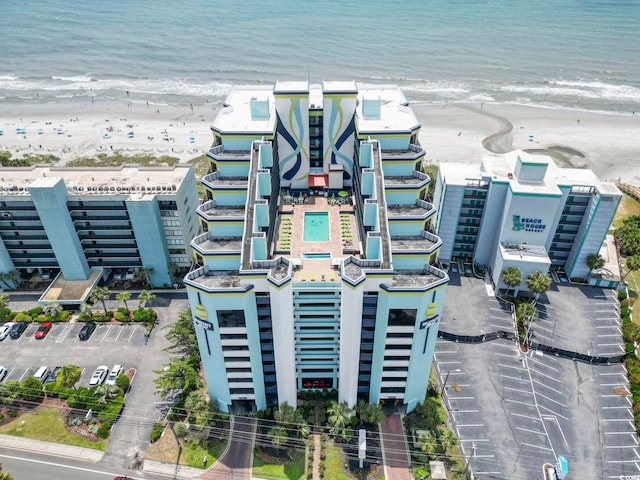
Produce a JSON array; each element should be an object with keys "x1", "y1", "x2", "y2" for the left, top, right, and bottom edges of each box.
[
  {"x1": 34, "y1": 321, "x2": 52, "y2": 339},
  {"x1": 78, "y1": 321, "x2": 97, "y2": 340},
  {"x1": 89, "y1": 365, "x2": 109, "y2": 386},
  {"x1": 46, "y1": 366, "x2": 61, "y2": 383},
  {"x1": 106, "y1": 364, "x2": 124, "y2": 385},
  {"x1": 9, "y1": 321, "x2": 28, "y2": 339},
  {"x1": 114, "y1": 476, "x2": 134, "y2": 480},
  {"x1": 0, "y1": 322, "x2": 13, "y2": 340},
  {"x1": 125, "y1": 268, "x2": 135, "y2": 280},
  {"x1": 0, "y1": 366, "x2": 7, "y2": 382}
]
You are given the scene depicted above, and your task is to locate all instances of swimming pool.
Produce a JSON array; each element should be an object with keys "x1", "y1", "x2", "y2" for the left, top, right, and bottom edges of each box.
[
  {"x1": 303, "y1": 212, "x2": 329, "y2": 242},
  {"x1": 302, "y1": 252, "x2": 331, "y2": 259}
]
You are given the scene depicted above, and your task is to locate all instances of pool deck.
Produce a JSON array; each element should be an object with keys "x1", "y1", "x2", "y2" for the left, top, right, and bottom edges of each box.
[{"x1": 276, "y1": 195, "x2": 359, "y2": 281}]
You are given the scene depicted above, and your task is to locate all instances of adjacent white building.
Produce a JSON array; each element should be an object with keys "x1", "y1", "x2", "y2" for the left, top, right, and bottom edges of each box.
[{"x1": 433, "y1": 151, "x2": 622, "y2": 292}]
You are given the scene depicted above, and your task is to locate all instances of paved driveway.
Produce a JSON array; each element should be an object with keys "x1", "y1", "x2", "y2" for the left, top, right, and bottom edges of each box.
[
  {"x1": 379, "y1": 414, "x2": 412, "y2": 480},
  {"x1": 200, "y1": 416, "x2": 256, "y2": 480}
]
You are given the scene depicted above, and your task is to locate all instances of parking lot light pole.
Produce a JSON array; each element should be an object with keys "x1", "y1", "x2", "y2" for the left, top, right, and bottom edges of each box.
[{"x1": 442, "y1": 368, "x2": 461, "y2": 396}]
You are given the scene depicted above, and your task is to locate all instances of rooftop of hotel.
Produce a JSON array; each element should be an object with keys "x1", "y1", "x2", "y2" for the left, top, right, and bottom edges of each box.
[
  {"x1": 0, "y1": 165, "x2": 191, "y2": 197},
  {"x1": 213, "y1": 84, "x2": 276, "y2": 135},
  {"x1": 440, "y1": 150, "x2": 621, "y2": 195},
  {"x1": 500, "y1": 242, "x2": 551, "y2": 262}
]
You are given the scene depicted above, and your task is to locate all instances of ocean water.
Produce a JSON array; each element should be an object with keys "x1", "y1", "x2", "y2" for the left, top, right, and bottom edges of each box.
[{"x1": 1, "y1": 0, "x2": 639, "y2": 112}]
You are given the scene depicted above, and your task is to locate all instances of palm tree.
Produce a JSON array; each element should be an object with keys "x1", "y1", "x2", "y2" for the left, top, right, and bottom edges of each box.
[
  {"x1": 4, "y1": 270, "x2": 21, "y2": 289},
  {"x1": 327, "y1": 401, "x2": 352, "y2": 440},
  {"x1": 116, "y1": 291, "x2": 131, "y2": 311},
  {"x1": 43, "y1": 301, "x2": 63, "y2": 320},
  {"x1": 136, "y1": 267, "x2": 154, "y2": 287},
  {"x1": 0, "y1": 462, "x2": 14, "y2": 480},
  {"x1": 138, "y1": 290, "x2": 156, "y2": 309},
  {"x1": 622, "y1": 255, "x2": 640, "y2": 281},
  {"x1": 502, "y1": 266, "x2": 522, "y2": 296},
  {"x1": 57, "y1": 365, "x2": 81, "y2": 388},
  {"x1": 0, "y1": 293, "x2": 9, "y2": 312},
  {"x1": 516, "y1": 301, "x2": 537, "y2": 326},
  {"x1": 90, "y1": 286, "x2": 111, "y2": 314},
  {"x1": 586, "y1": 253, "x2": 606, "y2": 272},
  {"x1": 526, "y1": 271, "x2": 551, "y2": 299},
  {"x1": 0, "y1": 274, "x2": 8, "y2": 290}
]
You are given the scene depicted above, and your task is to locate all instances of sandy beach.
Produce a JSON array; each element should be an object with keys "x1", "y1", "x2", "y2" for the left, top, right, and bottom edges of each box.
[{"x1": 2, "y1": 101, "x2": 639, "y2": 184}]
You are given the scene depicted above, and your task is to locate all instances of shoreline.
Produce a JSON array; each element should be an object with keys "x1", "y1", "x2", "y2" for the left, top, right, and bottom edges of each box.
[{"x1": 1, "y1": 100, "x2": 639, "y2": 184}]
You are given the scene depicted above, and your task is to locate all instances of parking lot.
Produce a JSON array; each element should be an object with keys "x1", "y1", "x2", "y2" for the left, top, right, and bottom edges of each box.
[
  {"x1": 436, "y1": 273, "x2": 640, "y2": 479},
  {"x1": 0, "y1": 294, "x2": 190, "y2": 468},
  {"x1": 0, "y1": 320, "x2": 148, "y2": 386}
]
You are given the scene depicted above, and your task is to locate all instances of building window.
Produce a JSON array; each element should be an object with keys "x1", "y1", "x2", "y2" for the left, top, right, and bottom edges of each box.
[
  {"x1": 217, "y1": 310, "x2": 246, "y2": 328},
  {"x1": 388, "y1": 309, "x2": 417, "y2": 327}
]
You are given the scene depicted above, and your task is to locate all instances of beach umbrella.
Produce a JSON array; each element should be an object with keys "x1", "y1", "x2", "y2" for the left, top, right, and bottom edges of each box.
[
  {"x1": 189, "y1": 136, "x2": 196, "y2": 143},
  {"x1": 338, "y1": 190, "x2": 349, "y2": 198},
  {"x1": 128, "y1": 131, "x2": 134, "y2": 138}
]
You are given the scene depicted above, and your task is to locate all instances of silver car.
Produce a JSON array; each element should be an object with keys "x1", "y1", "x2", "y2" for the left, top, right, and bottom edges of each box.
[
  {"x1": 0, "y1": 322, "x2": 13, "y2": 340},
  {"x1": 89, "y1": 365, "x2": 109, "y2": 386}
]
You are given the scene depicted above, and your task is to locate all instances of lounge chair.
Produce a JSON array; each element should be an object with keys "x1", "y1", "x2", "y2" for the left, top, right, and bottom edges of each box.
[
  {"x1": 329, "y1": 271, "x2": 336, "y2": 281},
  {"x1": 301, "y1": 273, "x2": 307, "y2": 281},
  {"x1": 310, "y1": 272, "x2": 316, "y2": 282}
]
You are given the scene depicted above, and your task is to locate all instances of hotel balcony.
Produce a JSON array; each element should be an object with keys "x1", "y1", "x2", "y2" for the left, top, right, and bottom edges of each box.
[
  {"x1": 191, "y1": 230, "x2": 243, "y2": 256},
  {"x1": 387, "y1": 199, "x2": 436, "y2": 221},
  {"x1": 196, "y1": 201, "x2": 246, "y2": 223},
  {"x1": 201, "y1": 172, "x2": 248, "y2": 190},
  {"x1": 206, "y1": 145, "x2": 252, "y2": 162},
  {"x1": 184, "y1": 265, "x2": 244, "y2": 292},
  {"x1": 390, "y1": 230, "x2": 442, "y2": 254},
  {"x1": 380, "y1": 144, "x2": 425, "y2": 162}
]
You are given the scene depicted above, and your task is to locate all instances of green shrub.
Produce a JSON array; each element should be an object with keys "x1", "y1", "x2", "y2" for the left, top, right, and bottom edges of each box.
[
  {"x1": 150, "y1": 422, "x2": 165, "y2": 443},
  {"x1": 105, "y1": 310, "x2": 114, "y2": 319},
  {"x1": 98, "y1": 396, "x2": 124, "y2": 424},
  {"x1": 44, "y1": 382, "x2": 61, "y2": 398},
  {"x1": 91, "y1": 313, "x2": 109, "y2": 322},
  {"x1": 619, "y1": 289, "x2": 629, "y2": 301},
  {"x1": 27, "y1": 306, "x2": 43, "y2": 317},
  {"x1": 114, "y1": 312, "x2": 126, "y2": 322},
  {"x1": 97, "y1": 423, "x2": 111, "y2": 439},
  {"x1": 20, "y1": 376, "x2": 44, "y2": 403},
  {"x1": 621, "y1": 307, "x2": 630, "y2": 317},
  {"x1": 14, "y1": 312, "x2": 32, "y2": 322},
  {"x1": 115, "y1": 374, "x2": 130, "y2": 392},
  {"x1": 59, "y1": 387, "x2": 75, "y2": 400},
  {"x1": 8, "y1": 411, "x2": 17, "y2": 418},
  {"x1": 118, "y1": 307, "x2": 130, "y2": 316},
  {"x1": 59, "y1": 311, "x2": 70, "y2": 321}
]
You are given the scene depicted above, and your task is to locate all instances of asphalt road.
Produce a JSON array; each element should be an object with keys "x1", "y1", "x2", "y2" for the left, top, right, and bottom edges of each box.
[
  {"x1": 436, "y1": 273, "x2": 639, "y2": 479},
  {"x1": 0, "y1": 448, "x2": 164, "y2": 480}
]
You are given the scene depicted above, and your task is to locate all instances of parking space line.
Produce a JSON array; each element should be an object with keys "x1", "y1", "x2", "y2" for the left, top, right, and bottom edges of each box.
[
  {"x1": 498, "y1": 363, "x2": 527, "y2": 371},
  {"x1": 19, "y1": 368, "x2": 29, "y2": 380},
  {"x1": 100, "y1": 325, "x2": 112, "y2": 342},
  {"x1": 515, "y1": 426, "x2": 547, "y2": 435},
  {"x1": 606, "y1": 460, "x2": 640, "y2": 463},
  {"x1": 600, "y1": 372, "x2": 627, "y2": 376},
  {"x1": 55, "y1": 324, "x2": 73, "y2": 343},
  {"x1": 534, "y1": 391, "x2": 567, "y2": 408},
  {"x1": 437, "y1": 361, "x2": 463, "y2": 365},
  {"x1": 602, "y1": 406, "x2": 632, "y2": 410},
  {"x1": 126, "y1": 327, "x2": 136, "y2": 342},
  {"x1": 500, "y1": 374, "x2": 529, "y2": 382},
  {"x1": 511, "y1": 412, "x2": 543, "y2": 421},
  {"x1": 539, "y1": 405, "x2": 569, "y2": 421},
  {"x1": 527, "y1": 357, "x2": 559, "y2": 372},
  {"x1": 521, "y1": 442, "x2": 553, "y2": 452},
  {"x1": 504, "y1": 386, "x2": 533, "y2": 394},
  {"x1": 451, "y1": 409, "x2": 480, "y2": 413},
  {"x1": 459, "y1": 438, "x2": 489, "y2": 442},
  {"x1": 114, "y1": 327, "x2": 125, "y2": 342},
  {"x1": 506, "y1": 399, "x2": 536, "y2": 407},
  {"x1": 605, "y1": 445, "x2": 639, "y2": 449},
  {"x1": 528, "y1": 368, "x2": 563, "y2": 384},
  {"x1": 532, "y1": 379, "x2": 564, "y2": 395},
  {"x1": 494, "y1": 352, "x2": 519, "y2": 359}
]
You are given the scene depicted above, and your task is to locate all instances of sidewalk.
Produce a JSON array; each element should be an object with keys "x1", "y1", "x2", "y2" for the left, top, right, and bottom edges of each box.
[
  {"x1": 143, "y1": 459, "x2": 203, "y2": 479},
  {"x1": 379, "y1": 414, "x2": 413, "y2": 480},
  {"x1": 0, "y1": 434, "x2": 104, "y2": 463}
]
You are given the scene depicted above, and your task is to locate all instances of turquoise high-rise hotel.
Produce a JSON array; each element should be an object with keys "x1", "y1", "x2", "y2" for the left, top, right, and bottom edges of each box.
[{"x1": 185, "y1": 81, "x2": 449, "y2": 413}]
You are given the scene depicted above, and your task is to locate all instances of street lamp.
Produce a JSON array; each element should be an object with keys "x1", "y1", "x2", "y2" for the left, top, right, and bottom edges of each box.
[{"x1": 442, "y1": 368, "x2": 461, "y2": 395}]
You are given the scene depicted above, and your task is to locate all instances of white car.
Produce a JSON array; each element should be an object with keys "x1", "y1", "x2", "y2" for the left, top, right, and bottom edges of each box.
[
  {"x1": 89, "y1": 365, "x2": 109, "y2": 386},
  {"x1": 0, "y1": 322, "x2": 13, "y2": 340},
  {"x1": 105, "y1": 364, "x2": 124, "y2": 385},
  {"x1": 0, "y1": 366, "x2": 7, "y2": 382}
]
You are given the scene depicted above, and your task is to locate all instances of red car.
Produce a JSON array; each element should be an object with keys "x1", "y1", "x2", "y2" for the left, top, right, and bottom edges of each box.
[{"x1": 34, "y1": 322, "x2": 52, "y2": 339}]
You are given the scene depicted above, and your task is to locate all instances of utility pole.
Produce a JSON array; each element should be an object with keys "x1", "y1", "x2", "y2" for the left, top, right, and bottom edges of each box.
[
  {"x1": 166, "y1": 407, "x2": 182, "y2": 479},
  {"x1": 463, "y1": 442, "x2": 477, "y2": 479}
]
